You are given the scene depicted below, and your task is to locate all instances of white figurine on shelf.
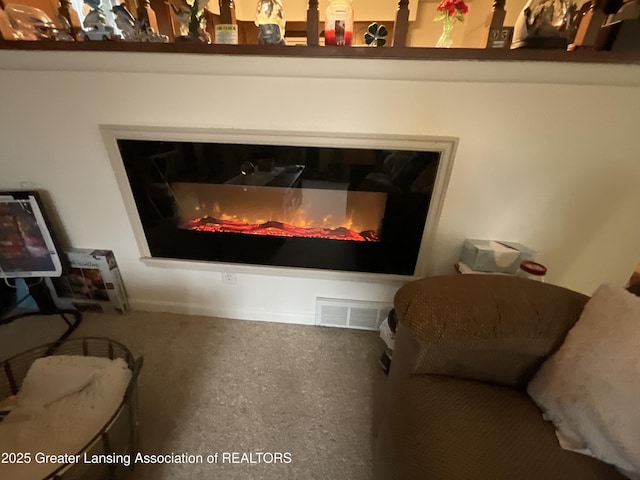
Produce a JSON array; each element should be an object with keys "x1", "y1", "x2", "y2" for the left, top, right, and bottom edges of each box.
[
  {"x1": 111, "y1": 3, "x2": 168, "y2": 42},
  {"x1": 111, "y1": 3, "x2": 135, "y2": 38},
  {"x1": 81, "y1": 0, "x2": 117, "y2": 40}
]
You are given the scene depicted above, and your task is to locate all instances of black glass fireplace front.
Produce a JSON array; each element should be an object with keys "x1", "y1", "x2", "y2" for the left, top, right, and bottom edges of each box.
[{"x1": 117, "y1": 139, "x2": 440, "y2": 275}]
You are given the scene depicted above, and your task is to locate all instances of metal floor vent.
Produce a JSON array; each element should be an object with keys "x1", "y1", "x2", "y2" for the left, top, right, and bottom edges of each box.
[{"x1": 316, "y1": 297, "x2": 393, "y2": 331}]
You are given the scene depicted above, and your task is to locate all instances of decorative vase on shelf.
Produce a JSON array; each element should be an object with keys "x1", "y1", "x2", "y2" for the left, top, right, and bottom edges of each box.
[
  {"x1": 436, "y1": 18, "x2": 455, "y2": 47},
  {"x1": 434, "y1": 0, "x2": 468, "y2": 48},
  {"x1": 255, "y1": 0, "x2": 286, "y2": 45}
]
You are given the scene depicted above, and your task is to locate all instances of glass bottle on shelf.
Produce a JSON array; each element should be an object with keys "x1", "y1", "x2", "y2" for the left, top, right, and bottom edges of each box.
[
  {"x1": 517, "y1": 261, "x2": 547, "y2": 282},
  {"x1": 215, "y1": 0, "x2": 238, "y2": 44},
  {"x1": 325, "y1": 0, "x2": 354, "y2": 46}
]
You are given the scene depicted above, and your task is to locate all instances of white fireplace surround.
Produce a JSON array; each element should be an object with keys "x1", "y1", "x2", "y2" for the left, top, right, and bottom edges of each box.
[
  {"x1": 1, "y1": 51, "x2": 639, "y2": 325},
  {"x1": 102, "y1": 125, "x2": 456, "y2": 282}
]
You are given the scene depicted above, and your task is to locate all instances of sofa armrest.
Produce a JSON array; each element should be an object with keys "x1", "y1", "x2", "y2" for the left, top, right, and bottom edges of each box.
[{"x1": 392, "y1": 275, "x2": 589, "y2": 387}]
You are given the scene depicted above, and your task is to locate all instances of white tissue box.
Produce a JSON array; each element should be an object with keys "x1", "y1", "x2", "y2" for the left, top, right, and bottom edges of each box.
[{"x1": 460, "y1": 239, "x2": 535, "y2": 274}]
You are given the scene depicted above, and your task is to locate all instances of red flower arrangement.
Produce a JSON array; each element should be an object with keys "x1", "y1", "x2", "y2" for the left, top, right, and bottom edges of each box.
[
  {"x1": 434, "y1": 0, "x2": 468, "y2": 47},
  {"x1": 434, "y1": 0, "x2": 469, "y2": 22}
]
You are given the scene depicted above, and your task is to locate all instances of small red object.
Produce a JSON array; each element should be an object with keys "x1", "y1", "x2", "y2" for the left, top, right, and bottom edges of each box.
[
  {"x1": 325, "y1": 28, "x2": 353, "y2": 46},
  {"x1": 519, "y1": 261, "x2": 547, "y2": 276}
]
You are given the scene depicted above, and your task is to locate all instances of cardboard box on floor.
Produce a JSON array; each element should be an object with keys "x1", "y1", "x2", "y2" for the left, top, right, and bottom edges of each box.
[
  {"x1": 460, "y1": 239, "x2": 536, "y2": 274},
  {"x1": 46, "y1": 249, "x2": 128, "y2": 314}
]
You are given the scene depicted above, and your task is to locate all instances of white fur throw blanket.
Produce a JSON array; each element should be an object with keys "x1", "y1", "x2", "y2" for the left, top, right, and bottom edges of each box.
[
  {"x1": 528, "y1": 284, "x2": 640, "y2": 478},
  {"x1": 0, "y1": 355, "x2": 131, "y2": 480}
]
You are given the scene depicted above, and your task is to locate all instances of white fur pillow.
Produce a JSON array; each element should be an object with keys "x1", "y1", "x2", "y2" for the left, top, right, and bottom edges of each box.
[{"x1": 528, "y1": 284, "x2": 640, "y2": 478}]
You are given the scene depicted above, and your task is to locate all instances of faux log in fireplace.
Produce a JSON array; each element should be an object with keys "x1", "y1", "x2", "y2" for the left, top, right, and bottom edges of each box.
[{"x1": 117, "y1": 139, "x2": 441, "y2": 275}]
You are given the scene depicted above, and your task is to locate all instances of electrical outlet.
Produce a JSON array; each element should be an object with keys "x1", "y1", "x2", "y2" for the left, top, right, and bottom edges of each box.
[{"x1": 222, "y1": 272, "x2": 237, "y2": 285}]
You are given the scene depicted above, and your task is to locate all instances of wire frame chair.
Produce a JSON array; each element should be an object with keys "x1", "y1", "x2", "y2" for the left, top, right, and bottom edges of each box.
[{"x1": 0, "y1": 337, "x2": 143, "y2": 480}]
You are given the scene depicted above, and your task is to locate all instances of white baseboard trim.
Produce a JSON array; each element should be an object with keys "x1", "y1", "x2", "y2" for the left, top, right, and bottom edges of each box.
[{"x1": 129, "y1": 298, "x2": 316, "y2": 326}]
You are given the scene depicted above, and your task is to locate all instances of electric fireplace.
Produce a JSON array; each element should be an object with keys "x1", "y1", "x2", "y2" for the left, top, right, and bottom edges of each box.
[{"x1": 112, "y1": 131, "x2": 452, "y2": 276}]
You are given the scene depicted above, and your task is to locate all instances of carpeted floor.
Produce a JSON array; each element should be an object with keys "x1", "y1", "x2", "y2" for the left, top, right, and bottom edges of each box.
[{"x1": 0, "y1": 310, "x2": 384, "y2": 479}]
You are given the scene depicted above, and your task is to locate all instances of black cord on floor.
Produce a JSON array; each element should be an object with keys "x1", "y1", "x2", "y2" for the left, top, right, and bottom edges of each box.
[{"x1": 0, "y1": 278, "x2": 83, "y2": 354}]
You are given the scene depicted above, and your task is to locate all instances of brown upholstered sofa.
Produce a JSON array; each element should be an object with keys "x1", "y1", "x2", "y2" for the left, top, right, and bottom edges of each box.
[{"x1": 373, "y1": 275, "x2": 626, "y2": 480}]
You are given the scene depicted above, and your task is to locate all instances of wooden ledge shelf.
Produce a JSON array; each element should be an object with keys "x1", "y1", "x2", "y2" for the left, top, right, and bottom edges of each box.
[{"x1": 1, "y1": 40, "x2": 640, "y2": 65}]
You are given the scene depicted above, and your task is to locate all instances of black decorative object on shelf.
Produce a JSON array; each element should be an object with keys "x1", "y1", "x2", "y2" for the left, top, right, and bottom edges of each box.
[{"x1": 364, "y1": 22, "x2": 388, "y2": 46}]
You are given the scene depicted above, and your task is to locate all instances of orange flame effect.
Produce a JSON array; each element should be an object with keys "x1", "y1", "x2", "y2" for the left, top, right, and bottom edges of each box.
[{"x1": 182, "y1": 216, "x2": 379, "y2": 242}]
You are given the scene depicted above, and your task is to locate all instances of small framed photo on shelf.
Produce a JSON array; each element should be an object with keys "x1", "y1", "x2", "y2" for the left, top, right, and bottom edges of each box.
[{"x1": 487, "y1": 27, "x2": 514, "y2": 49}]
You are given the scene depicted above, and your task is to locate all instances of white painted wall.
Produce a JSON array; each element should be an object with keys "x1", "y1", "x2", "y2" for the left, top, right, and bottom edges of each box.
[{"x1": 1, "y1": 51, "x2": 639, "y2": 324}]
